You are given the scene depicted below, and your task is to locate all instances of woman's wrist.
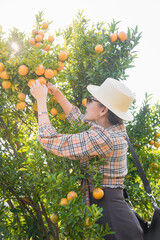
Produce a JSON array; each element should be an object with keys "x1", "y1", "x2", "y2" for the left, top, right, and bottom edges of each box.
[{"x1": 37, "y1": 98, "x2": 48, "y2": 112}]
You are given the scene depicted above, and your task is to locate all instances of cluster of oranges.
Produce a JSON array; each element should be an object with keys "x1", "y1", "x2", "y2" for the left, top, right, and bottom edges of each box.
[
  {"x1": 0, "y1": 21, "x2": 69, "y2": 116},
  {"x1": 149, "y1": 132, "x2": 160, "y2": 148}
]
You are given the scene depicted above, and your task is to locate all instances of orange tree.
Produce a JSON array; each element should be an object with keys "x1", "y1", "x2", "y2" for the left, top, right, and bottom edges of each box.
[{"x1": 1, "y1": 10, "x2": 159, "y2": 240}]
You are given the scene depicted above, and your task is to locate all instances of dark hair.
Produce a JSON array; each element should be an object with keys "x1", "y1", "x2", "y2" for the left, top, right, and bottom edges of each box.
[{"x1": 98, "y1": 102, "x2": 123, "y2": 125}]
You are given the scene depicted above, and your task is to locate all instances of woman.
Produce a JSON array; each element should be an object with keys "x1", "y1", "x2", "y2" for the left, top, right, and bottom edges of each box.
[{"x1": 30, "y1": 78, "x2": 144, "y2": 240}]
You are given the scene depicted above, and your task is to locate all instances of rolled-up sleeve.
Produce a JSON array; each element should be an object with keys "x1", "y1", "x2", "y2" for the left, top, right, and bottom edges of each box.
[
  {"x1": 37, "y1": 123, "x2": 113, "y2": 161},
  {"x1": 66, "y1": 105, "x2": 93, "y2": 127}
]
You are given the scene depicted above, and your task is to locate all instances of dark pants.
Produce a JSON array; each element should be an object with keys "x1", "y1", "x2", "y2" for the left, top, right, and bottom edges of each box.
[{"x1": 89, "y1": 187, "x2": 144, "y2": 240}]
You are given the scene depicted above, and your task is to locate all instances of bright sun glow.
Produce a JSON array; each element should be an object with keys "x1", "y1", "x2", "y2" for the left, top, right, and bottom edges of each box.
[{"x1": 11, "y1": 42, "x2": 19, "y2": 52}]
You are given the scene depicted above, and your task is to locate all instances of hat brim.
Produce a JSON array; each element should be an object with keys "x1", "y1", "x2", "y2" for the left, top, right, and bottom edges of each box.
[{"x1": 87, "y1": 84, "x2": 133, "y2": 121}]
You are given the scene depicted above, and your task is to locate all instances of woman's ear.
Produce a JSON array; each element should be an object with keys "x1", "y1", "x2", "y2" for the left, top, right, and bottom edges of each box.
[{"x1": 100, "y1": 107, "x2": 108, "y2": 117}]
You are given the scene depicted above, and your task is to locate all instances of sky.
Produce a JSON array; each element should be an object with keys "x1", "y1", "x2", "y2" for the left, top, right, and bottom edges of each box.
[{"x1": 0, "y1": 0, "x2": 160, "y2": 107}]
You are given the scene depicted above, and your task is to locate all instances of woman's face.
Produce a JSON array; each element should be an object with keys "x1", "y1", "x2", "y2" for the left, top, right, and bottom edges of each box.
[{"x1": 84, "y1": 96, "x2": 107, "y2": 122}]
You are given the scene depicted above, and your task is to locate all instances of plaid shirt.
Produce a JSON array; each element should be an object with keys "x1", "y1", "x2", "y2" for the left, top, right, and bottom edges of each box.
[{"x1": 37, "y1": 105, "x2": 128, "y2": 206}]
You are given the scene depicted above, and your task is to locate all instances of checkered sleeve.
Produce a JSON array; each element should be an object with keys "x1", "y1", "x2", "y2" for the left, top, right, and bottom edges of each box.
[
  {"x1": 37, "y1": 123, "x2": 113, "y2": 161},
  {"x1": 66, "y1": 105, "x2": 94, "y2": 126}
]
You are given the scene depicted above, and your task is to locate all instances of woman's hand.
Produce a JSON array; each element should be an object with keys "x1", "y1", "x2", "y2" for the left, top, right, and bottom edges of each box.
[
  {"x1": 47, "y1": 82, "x2": 58, "y2": 95},
  {"x1": 30, "y1": 80, "x2": 48, "y2": 102}
]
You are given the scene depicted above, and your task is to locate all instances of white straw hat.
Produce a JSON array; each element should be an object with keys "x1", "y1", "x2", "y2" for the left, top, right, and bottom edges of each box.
[{"x1": 87, "y1": 78, "x2": 135, "y2": 121}]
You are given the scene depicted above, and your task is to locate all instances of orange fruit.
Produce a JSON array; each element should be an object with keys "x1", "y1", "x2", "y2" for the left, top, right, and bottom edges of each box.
[
  {"x1": 32, "y1": 102, "x2": 38, "y2": 111},
  {"x1": 82, "y1": 98, "x2": 87, "y2": 107},
  {"x1": 59, "y1": 113, "x2": 66, "y2": 120},
  {"x1": 38, "y1": 31, "x2": 45, "y2": 39},
  {"x1": 35, "y1": 42, "x2": 42, "y2": 48},
  {"x1": 67, "y1": 191, "x2": 78, "y2": 201},
  {"x1": 42, "y1": 22, "x2": 48, "y2": 29},
  {"x1": 110, "y1": 33, "x2": 117, "y2": 42},
  {"x1": 48, "y1": 36, "x2": 54, "y2": 43},
  {"x1": 37, "y1": 77, "x2": 47, "y2": 85},
  {"x1": 29, "y1": 38, "x2": 36, "y2": 45},
  {"x1": 53, "y1": 70, "x2": 57, "y2": 77},
  {"x1": 51, "y1": 96, "x2": 57, "y2": 102},
  {"x1": 50, "y1": 213, "x2": 58, "y2": 223},
  {"x1": 51, "y1": 108, "x2": 58, "y2": 116},
  {"x1": 2, "y1": 80, "x2": 11, "y2": 89},
  {"x1": 155, "y1": 132, "x2": 160, "y2": 138},
  {"x1": 151, "y1": 163, "x2": 159, "y2": 169},
  {"x1": 154, "y1": 142, "x2": 160, "y2": 148},
  {"x1": 16, "y1": 102, "x2": 26, "y2": 110},
  {"x1": 118, "y1": 32, "x2": 128, "y2": 41},
  {"x1": 0, "y1": 62, "x2": 4, "y2": 72},
  {"x1": 1, "y1": 71, "x2": 10, "y2": 79},
  {"x1": 57, "y1": 62, "x2": 64, "y2": 71},
  {"x1": 44, "y1": 44, "x2": 50, "y2": 51},
  {"x1": 18, "y1": 93, "x2": 26, "y2": 101},
  {"x1": 18, "y1": 65, "x2": 28, "y2": 76},
  {"x1": 95, "y1": 44, "x2": 103, "y2": 53},
  {"x1": 104, "y1": 59, "x2": 108, "y2": 63},
  {"x1": 59, "y1": 198, "x2": 68, "y2": 206},
  {"x1": 93, "y1": 188, "x2": 104, "y2": 200},
  {"x1": 35, "y1": 34, "x2": 42, "y2": 43},
  {"x1": 58, "y1": 51, "x2": 68, "y2": 61},
  {"x1": 35, "y1": 65, "x2": 45, "y2": 75},
  {"x1": 44, "y1": 69, "x2": 54, "y2": 79},
  {"x1": 32, "y1": 29, "x2": 38, "y2": 35},
  {"x1": 28, "y1": 79, "x2": 35, "y2": 87},
  {"x1": 149, "y1": 140, "x2": 154, "y2": 145}
]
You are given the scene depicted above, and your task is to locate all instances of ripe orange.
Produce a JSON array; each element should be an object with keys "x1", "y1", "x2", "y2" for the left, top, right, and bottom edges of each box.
[
  {"x1": 48, "y1": 36, "x2": 54, "y2": 43},
  {"x1": 95, "y1": 44, "x2": 103, "y2": 53},
  {"x1": 16, "y1": 102, "x2": 26, "y2": 110},
  {"x1": 22, "y1": 197, "x2": 30, "y2": 204},
  {"x1": 82, "y1": 98, "x2": 87, "y2": 107},
  {"x1": 154, "y1": 142, "x2": 160, "y2": 148},
  {"x1": 57, "y1": 62, "x2": 64, "y2": 71},
  {"x1": 53, "y1": 70, "x2": 57, "y2": 77},
  {"x1": 18, "y1": 93, "x2": 26, "y2": 101},
  {"x1": 44, "y1": 44, "x2": 50, "y2": 51},
  {"x1": 59, "y1": 113, "x2": 66, "y2": 120},
  {"x1": 44, "y1": 69, "x2": 54, "y2": 79},
  {"x1": 51, "y1": 96, "x2": 57, "y2": 102},
  {"x1": 51, "y1": 108, "x2": 58, "y2": 116},
  {"x1": 0, "y1": 62, "x2": 4, "y2": 72},
  {"x1": 32, "y1": 29, "x2": 38, "y2": 35},
  {"x1": 38, "y1": 31, "x2": 45, "y2": 39},
  {"x1": 149, "y1": 140, "x2": 154, "y2": 145},
  {"x1": 110, "y1": 33, "x2": 117, "y2": 42},
  {"x1": 35, "y1": 34, "x2": 42, "y2": 43},
  {"x1": 118, "y1": 32, "x2": 128, "y2": 41},
  {"x1": 32, "y1": 102, "x2": 38, "y2": 111},
  {"x1": 104, "y1": 59, "x2": 109, "y2": 63},
  {"x1": 42, "y1": 22, "x2": 48, "y2": 29},
  {"x1": 151, "y1": 162, "x2": 159, "y2": 169},
  {"x1": 155, "y1": 132, "x2": 160, "y2": 138},
  {"x1": 37, "y1": 77, "x2": 47, "y2": 85},
  {"x1": 58, "y1": 51, "x2": 68, "y2": 61},
  {"x1": 18, "y1": 65, "x2": 28, "y2": 76},
  {"x1": 29, "y1": 38, "x2": 36, "y2": 45},
  {"x1": 59, "y1": 198, "x2": 68, "y2": 206},
  {"x1": 67, "y1": 191, "x2": 78, "y2": 201},
  {"x1": 93, "y1": 188, "x2": 104, "y2": 200},
  {"x1": 2, "y1": 80, "x2": 11, "y2": 89},
  {"x1": 35, "y1": 43, "x2": 42, "y2": 48},
  {"x1": 28, "y1": 79, "x2": 35, "y2": 87},
  {"x1": 35, "y1": 65, "x2": 45, "y2": 75},
  {"x1": 1, "y1": 71, "x2": 10, "y2": 80},
  {"x1": 50, "y1": 213, "x2": 58, "y2": 223}
]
